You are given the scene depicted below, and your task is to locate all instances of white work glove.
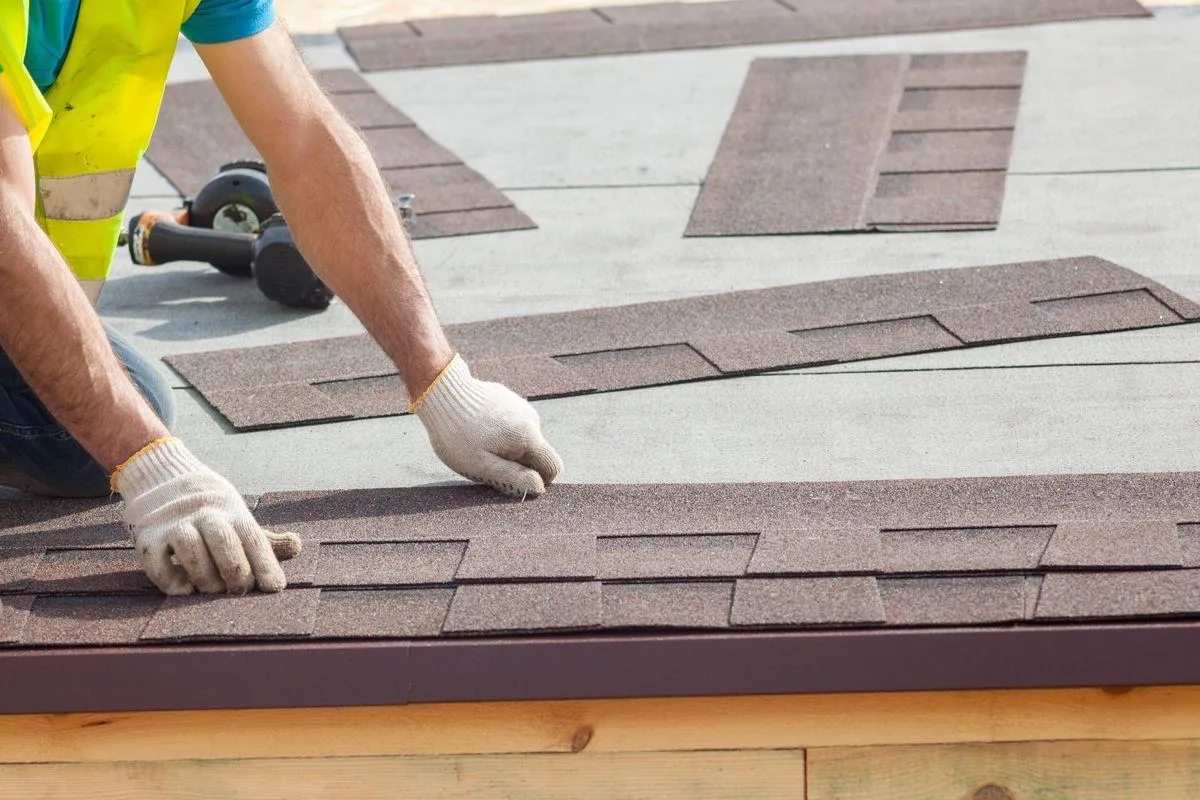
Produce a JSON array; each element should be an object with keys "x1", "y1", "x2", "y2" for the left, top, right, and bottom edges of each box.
[
  {"x1": 113, "y1": 438, "x2": 301, "y2": 595},
  {"x1": 413, "y1": 354, "x2": 563, "y2": 498}
]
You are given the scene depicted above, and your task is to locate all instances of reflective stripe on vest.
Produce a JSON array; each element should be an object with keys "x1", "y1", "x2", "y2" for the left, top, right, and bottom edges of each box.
[
  {"x1": 33, "y1": 0, "x2": 203, "y2": 302},
  {"x1": 39, "y1": 170, "x2": 136, "y2": 220}
]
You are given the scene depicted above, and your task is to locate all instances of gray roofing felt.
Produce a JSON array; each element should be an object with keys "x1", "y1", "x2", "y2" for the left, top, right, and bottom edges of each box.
[
  {"x1": 687, "y1": 52, "x2": 1024, "y2": 235},
  {"x1": 339, "y1": 0, "x2": 1148, "y2": 71},
  {"x1": 163, "y1": 256, "x2": 1200, "y2": 430},
  {"x1": 146, "y1": 70, "x2": 535, "y2": 238}
]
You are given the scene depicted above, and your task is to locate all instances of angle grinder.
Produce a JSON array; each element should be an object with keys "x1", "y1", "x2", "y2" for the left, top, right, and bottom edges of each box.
[{"x1": 124, "y1": 162, "x2": 415, "y2": 310}]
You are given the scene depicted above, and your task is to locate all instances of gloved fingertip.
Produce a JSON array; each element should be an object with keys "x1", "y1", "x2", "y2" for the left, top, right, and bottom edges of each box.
[
  {"x1": 521, "y1": 443, "x2": 564, "y2": 486},
  {"x1": 496, "y1": 470, "x2": 545, "y2": 499},
  {"x1": 162, "y1": 578, "x2": 197, "y2": 597},
  {"x1": 256, "y1": 566, "x2": 288, "y2": 594},
  {"x1": 266, "y1": 530, "x2": 303, "y2": 561}
]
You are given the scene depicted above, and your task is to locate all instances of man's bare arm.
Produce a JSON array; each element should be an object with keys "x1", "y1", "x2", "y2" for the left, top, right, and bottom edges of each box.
[
  {"x1": 0, "y1": 92, "x2": 166, "y2": 471},
  {"x1": 197, "y1": 24, "x2": 453, "y2": 397},
  {"x1": 197, "y1": 24, "x2": 564, "y2": 497}
]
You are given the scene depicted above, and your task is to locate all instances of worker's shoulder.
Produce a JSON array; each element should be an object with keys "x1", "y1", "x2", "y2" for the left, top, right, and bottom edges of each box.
[{"x1": 182, "y1": 0, "x2": 275, "y2": 45}]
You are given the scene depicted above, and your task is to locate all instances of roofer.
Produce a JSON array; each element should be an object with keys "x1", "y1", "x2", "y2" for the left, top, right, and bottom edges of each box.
[{"x1": 0, "y1": 2, "x2": 563, "y2": 595}]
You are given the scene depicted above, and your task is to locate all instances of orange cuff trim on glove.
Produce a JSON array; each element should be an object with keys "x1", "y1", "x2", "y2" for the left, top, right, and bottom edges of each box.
[
  {"x1": 408, "y1": 353, "x2": 461, "y2": 414},
  {"x1": 109, "y1": 436, "x2": 178, "y2": 493}
]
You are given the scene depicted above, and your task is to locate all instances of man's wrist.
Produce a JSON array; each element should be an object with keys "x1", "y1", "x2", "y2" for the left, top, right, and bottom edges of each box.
[{"x1": 401, "y1": 339, "x2": 457, "y2": 400}]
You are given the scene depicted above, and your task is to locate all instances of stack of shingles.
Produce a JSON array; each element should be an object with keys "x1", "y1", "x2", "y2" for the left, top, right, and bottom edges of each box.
[{"x1": 4, "y1": 476, "x2": 1200, "y2": 645}]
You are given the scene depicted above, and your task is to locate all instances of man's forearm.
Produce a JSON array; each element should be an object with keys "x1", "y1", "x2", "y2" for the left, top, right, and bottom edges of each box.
[
  {"x1": 199, "y1": 25, "x2": 453, "y2": 397},
  {"x1": 268, "y1": 116, "x2": 454, "y2": 395},
  {"x1": 0, "y1": 106, "x2": 166, "y2": 472}
]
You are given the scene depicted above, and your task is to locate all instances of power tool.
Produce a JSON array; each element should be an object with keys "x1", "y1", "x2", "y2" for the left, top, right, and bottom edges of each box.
[{"x1": 124, "y1": 162, "x2": 415, "y2": 310}]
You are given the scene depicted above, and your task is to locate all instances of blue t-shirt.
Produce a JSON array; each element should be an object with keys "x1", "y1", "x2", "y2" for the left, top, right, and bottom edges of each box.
[{"x1": 24, "y1": 0, "x2": 275, "y2": 91}]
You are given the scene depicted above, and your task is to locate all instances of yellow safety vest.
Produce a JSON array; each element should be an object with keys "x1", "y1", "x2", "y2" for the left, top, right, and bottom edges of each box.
[{"x1": 0, "y1": 0, "x2": 202, "y2": 304}]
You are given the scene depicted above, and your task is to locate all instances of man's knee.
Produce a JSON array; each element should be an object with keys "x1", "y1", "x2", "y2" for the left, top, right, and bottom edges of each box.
[{"x1": 105, "y1": 326, "x2": 176, "y2": 428}]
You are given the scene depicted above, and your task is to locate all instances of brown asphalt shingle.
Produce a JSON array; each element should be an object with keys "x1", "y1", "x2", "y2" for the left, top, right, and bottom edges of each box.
[
  {"x1": 166, "y1": 256, "x2": 1200, "y2": 431},
  {"x1": 7, "y1": 474, "x2": 1200, "y2": 646},
  {"x1": 146, "y1": 72, "x2": 534, "y2": 239},
  {"x1": 340, "y1": 0, "x2": 1148, "y2": 71}
]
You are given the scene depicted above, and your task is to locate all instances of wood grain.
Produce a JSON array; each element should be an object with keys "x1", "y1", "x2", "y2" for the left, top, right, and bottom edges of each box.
[
  {"x1": 808, "y1": 739, "x2": 1200, "y2": 800},
  {"x1": 0, "y1": 750, "x2": 806, "y2": 800},
  {"x1": 6, "y1": 686, "x2": 1200, "y2": 764}
]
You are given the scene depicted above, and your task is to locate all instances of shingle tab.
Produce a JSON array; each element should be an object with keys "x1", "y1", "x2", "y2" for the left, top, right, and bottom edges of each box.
[
  {"x1": 730, "y1": 577, "x2": 885, "y2": 627},
  {"x1": 315, "y1": 542, "x2": 466, "y2": 587},
  {"x1": 314, "y1": 588, "x2": 453, "y2": 638},
  {"x1": 934, "y1": 302, "x2": 1081, "y2": 344},
  {"x1": 598, "y1": 535, "x2": 757, "y2": 580},
  {"x1": 880, "y1": 576, "x2": 1026, "y2": 626},
  {"x1": 24, "y1": 595, "x2": 162, "y2": 645},
  {"x1": 141, "y1": 590, "x2": 320, "y2": 641},
  {"x1": 1036, "y1": 571, "x2": 1200, "y2": 620},
  {"x1": 602, "y1": 582, "x2": 734, "y2": 629},
  {"x1": 0, "y1": 549, "x2": 44, "y2": 592},
  {"x1": 1034, "y1": 290, "x2": 1185, "y2": 333},
  {"x1": 747, "y1": 528, "x2": 880, "y2": 575},
  {"x1": 0, "y1": 596, "x2": 34, "y2": 644},
  {"x1": 1040, "y1": 520, "x2": 1182, "y2": 569},
  {"x1": 30, "y1": 549, "x2": 156, "y2": 594},
  {"x1": 443, "y1": 582, "x2": 601, "y2": 634},
  {"x1": 456, "y1": 534, "x2": 596, "y2": 581},
  {"x1": 554, "y1": 344, "x2": 720, "y2": 392},
  {"x1": 880, "y1": 526, "x2": 1053, "y2": 573}
]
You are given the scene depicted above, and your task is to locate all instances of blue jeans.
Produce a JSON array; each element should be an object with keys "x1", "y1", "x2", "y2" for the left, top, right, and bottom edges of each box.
[{"x1": 0, "y1": 325, "x2": 176, "y2": 497}]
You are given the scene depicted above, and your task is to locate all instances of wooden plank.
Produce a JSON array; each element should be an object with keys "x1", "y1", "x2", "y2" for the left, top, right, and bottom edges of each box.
[
  {"x1": 0, "y1": 750, "x2": 806, "y2": 800},
  {"x1": 7, "y1": 686, "x2": 1200, "y2": 764},
  {"x1": 807, "y1": 739, "x2": 1200, "y2": 799}
]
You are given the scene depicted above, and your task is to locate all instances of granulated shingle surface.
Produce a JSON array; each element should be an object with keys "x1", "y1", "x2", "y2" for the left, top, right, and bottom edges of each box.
[
  {"x1": 315, "y1": 542, "x2": 466, "y2": 586},
  {"x1": 730, "y1": 577, "x2": 885, "y2": 627},
  {"x1": 332, "y1": 91, "x2": 415, "y2": 129},
  {"x1": 879, "y1": 526, "x2": 1054, "y2": 573},
  {"x1": 747, "y1": 528, "x2": 881, "y2": 575},
  {"x1": 146, "y1": 74, "x2": 533, "y2": 239},
  {"x1": 382, "y1": 165, "x2": 515, "y2": 215},
  {"x1": 0, "y1": 550, "x2": 44, "y2": 592},
  {"x1": 23, "y1": 595, "x2": 162, "y2": 645},
  {"x1": 455, "y1": 534, "x2": 596, "y2": 581},
  {"x1": 141, "y1": 589, "x2": 320, "y2": 641},
  {"x1": 688, "y1": 52, "x2": 1026, "y2": 236},
  {"x1": 1040, "y1": 520, "x2": 1182, "y2": 569},
  {"x1": 1036, "y1": 571, "x2": 1200, "y2": 620},
  {"x1": 597, "y1": 535, "x2": 757, "y2": 580},
  {"x1": 17, "y1": 474, "x2": 1200, "y2": 649},
  {"x1": 30, "y1": 549, "x2": 156, "y2": 594},
  {"x1": 601, "y1": 581, "x2": 734, "y2": 629},
  {"x1": 313, "y1": 588, "x2": 453, "y2": 638},
  {"x1": 0, "y1": 596, "x2": 34, "y2": 644},
  {"x1": 167, "y1": 257, "x2": 1200, "y2": 431},
  {"x1": 443, "y1": 581, "x2": 601, "y2": 633},
  {"x1": 340, "y1": 0, "x2": 1148, "y2": 71},
  {"x1": 1034, "y1": 289, "x2": 1185, "y2": 333},
  {"x1": 880, "y1": 576, "x2": 1027, "y2": 626}
]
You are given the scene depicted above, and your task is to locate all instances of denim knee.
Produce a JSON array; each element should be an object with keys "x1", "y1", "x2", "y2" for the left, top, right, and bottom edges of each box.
[
  {"x1": 0, "y1": 325, "x2": 174, "y2": 497},
  {"x1": 107, "y1": 325, "x2": 176, "y2": 429}
]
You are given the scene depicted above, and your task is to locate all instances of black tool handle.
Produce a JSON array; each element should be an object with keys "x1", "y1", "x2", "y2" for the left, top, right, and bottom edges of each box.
[{"x1": 129, "y1": 214, "x2": 255, "y2": 273}]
